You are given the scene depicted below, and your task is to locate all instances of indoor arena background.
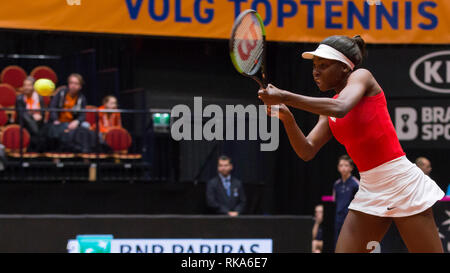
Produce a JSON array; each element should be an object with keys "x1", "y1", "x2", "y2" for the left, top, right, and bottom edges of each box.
[{"x1": 0, "y1": 0, "x2": 448, "y2": 253}]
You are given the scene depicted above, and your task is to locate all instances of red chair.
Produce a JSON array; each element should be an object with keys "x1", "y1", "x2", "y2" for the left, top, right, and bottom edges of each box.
[
  {"x1": 0, "y1": 125, "x2": 30, "y2": 153},
  {"x1": 30, "y1": 66, "x2": 58, "y2": 84},
  {"x1": 104, "y1": 127, "x2": 141, "y2": 160},
  {"x1": 0, "y1": 106, "x2": 7, "y2": 127},
  {"x1": 105, "y1": 127, "x2": 132, "y2": 153},
  {"x1": 85, "y1": 105, "x2": 98, "y2": 127},
  {"x1": 42, "y1": 96, "x2": 52, "y2": 107},
  {"x1": 1, "y1": 65, "x2": 27, "y2": 89},
  {"x1": 40, "y1": 96, "x2": 52, "y2": 123},
  {"x1": 0, "y1": 83, "x2": 17, "y2": 107}
]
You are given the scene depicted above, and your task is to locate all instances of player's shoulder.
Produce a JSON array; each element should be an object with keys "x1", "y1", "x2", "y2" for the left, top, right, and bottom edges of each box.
[
  {"x1": 348, "y1": 68, "x2": 374, "y2": 83},
  {"x1": 352, "y1": 68, "x2": 373, "y2": 76},
  {"x1": 333, "y1": 179, "x2": 342, "y2": 186}
]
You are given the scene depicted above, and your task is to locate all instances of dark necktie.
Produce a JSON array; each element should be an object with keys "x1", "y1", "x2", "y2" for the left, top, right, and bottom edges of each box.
[{"x1": 224, "y1": 178, "x2": 231, "y2": 197}]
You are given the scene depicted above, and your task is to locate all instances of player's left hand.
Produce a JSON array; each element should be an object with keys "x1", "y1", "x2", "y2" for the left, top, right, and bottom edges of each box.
[
  {"x1": 258, "y1": 83, "x2": 285, "y2": 105},
  {"x1": 266, "y1": 104, "x2": 293, "y2": 122}
]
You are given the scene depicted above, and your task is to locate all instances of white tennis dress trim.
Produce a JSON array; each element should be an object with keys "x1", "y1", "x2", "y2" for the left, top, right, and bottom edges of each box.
[{"x1": 348, "y1": 156, "x2": 445, "y2": 217}]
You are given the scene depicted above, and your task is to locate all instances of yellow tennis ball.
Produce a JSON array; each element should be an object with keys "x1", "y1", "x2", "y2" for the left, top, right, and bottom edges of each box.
[{"x1": 34, "y1": 78, "x2": 55, "y2": 96}]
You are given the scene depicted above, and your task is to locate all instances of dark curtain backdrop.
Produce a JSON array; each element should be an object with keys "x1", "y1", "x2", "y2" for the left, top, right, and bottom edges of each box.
[{"x1": 0, "y1": 29, "x2": 447, "y2": 215}]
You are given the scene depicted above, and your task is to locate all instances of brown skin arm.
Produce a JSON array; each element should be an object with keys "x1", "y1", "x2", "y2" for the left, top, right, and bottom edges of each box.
[
  {"x1": 281, "y1": 111, "x2": 332, "y2": 161},
  {"x1": 259, "y1": 69, "x2": 375, "y2": 118},
  {"x1": 261, "y1": 69, "x2": 377, "y2": 162}
]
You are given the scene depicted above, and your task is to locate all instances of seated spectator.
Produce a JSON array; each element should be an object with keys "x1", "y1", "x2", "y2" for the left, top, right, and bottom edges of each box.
[
  {"x1": 206, "y1": 155, "x2": 246, "y2": 216},
  {"x1": 46, "y1": 73, "x2": 95, "y2": 153},
  {"x1": 16, "y1": 76, "x2": 46, "y2": 152},
  {"x1": 93, "y1": 95, "x2": 122, "y2": 136}
]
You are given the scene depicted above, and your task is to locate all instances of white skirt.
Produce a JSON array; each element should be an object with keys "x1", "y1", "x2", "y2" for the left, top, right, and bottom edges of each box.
[{"x1": 348, "y1": 156, "x2": 445, "y2": 217}]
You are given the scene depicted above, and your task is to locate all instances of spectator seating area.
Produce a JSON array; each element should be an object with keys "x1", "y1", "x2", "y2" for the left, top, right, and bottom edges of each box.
[{"x1": 0, "y1": 65, "x2": 148, "y2": 182}]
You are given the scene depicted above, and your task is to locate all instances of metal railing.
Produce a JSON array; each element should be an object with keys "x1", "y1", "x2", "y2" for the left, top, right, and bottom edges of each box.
[
  {"x1": 1, "y1": 106, "x2": 153, "y2": 155},
  {"x1": 0, "y1": 107, "x2": 171, "y2": 182}
]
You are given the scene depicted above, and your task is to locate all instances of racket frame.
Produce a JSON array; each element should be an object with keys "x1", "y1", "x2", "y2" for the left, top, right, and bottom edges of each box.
[{"x1": 229, "y1": 9, "x2": 267, "y2": 89}]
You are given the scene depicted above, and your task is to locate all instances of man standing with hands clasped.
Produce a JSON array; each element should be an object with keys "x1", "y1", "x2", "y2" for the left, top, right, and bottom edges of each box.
[{"x1": 206, "y1": 156, "x2": 246, "y2": 217}]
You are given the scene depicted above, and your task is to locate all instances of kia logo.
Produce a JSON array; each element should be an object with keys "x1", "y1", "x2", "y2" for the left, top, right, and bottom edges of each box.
[{"x1": 409, "y1": 50, "x2": 450, "y2": 94}]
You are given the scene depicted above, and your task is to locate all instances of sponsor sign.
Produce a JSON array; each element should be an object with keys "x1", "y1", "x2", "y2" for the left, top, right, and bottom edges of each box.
[
  {"x1": 389, "y1": 100, "x2": 450, "y2": 148},
  {"x1": 67, "y1": 236, "x2": 273, "y2": 253},
  {"x1": 364, "y1": 47, "x2": 450, "y2": 97},
  {"x1": 0, "y1": 0, "x2": 448, "y2": 44}
]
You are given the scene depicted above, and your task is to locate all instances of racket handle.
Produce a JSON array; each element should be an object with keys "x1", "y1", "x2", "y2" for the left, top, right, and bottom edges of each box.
[
  {"x1": 262, "y1": 72, "x2": 267, "y2": 87},
  {"x1": 252, "y1": 76, "x2": 266, "y2": 89}
]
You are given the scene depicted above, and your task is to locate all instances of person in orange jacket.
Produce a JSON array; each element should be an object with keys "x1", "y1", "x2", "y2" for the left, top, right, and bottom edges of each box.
[{"x1": 92, "y1": 95, "x2": 122, "y2": 137}]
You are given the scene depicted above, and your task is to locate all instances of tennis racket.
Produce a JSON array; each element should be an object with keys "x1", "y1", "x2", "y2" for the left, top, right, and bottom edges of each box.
[{"x1": 229, "y1": 9, "x2": 267, "y2": 89}]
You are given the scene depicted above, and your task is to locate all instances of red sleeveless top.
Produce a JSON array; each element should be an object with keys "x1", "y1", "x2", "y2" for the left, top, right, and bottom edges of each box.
[{"x1": 328, "y1": 90, "x2": 405, "y2": 172}]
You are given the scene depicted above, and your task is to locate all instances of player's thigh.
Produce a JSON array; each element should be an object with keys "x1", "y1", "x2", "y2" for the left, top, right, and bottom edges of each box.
[
  {"x1": 335, "y1": 209, "x2": 392, "y2": 253},
  {"x1": 393, "y1": 208, "x2": 443, "y2": 253}
]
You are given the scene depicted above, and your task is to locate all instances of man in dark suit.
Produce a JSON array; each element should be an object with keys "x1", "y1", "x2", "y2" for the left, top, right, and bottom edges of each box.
[{"x1": 206, "y1": 155, "x2": 246, "y2": 216}]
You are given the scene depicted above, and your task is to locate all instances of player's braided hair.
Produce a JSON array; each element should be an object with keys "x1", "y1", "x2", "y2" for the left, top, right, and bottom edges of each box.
[{"x1": 321, "y1": 35, "x2": 366, "y2": 67}]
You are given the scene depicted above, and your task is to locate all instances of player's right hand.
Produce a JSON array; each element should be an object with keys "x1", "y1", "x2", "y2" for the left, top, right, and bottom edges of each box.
[{"x1": 258, "y1": 83, "x2": 285, "y2": 105}]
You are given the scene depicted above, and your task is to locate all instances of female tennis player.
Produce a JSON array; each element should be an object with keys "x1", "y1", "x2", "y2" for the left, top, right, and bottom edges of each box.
[{"x1": 258, "y1": 35, "x2": 445, "y2": 253}]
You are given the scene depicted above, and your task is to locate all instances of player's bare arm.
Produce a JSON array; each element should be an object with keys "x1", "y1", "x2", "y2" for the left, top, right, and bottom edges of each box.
[
  {"x1": 266, "y1": 105, "x2": 332, "y2": 161},
  {"x1": 259, "y1": 69, "x2": 374, "y2": 118}
]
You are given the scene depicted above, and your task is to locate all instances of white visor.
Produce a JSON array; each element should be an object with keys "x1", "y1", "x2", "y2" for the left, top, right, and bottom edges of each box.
[{"x1": 302, "y1": 44, "x2": 355, "y2": 70}]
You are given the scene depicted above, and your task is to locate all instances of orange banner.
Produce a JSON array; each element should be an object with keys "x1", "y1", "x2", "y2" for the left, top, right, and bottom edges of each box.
[{"x1": 0, "y1": 0, "x2": 448, "y2": 44}]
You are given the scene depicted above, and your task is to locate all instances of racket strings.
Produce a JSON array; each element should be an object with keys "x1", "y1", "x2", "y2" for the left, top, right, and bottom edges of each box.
[
  {"x1": 242, "y1": 44, "x2": 263, "y2": 72},
  {"x1": 232, "y1": 14, "x2": 263, "y2": 75},
  {"x1": 233, "y1": 34, "x2": 262, "y2": 73},
  {"x1": 233, "y1": 20, "x2": 262, "y2": 62},
  {"x1": 239, "y1": 45, "x2": 262, "y2": 75}
]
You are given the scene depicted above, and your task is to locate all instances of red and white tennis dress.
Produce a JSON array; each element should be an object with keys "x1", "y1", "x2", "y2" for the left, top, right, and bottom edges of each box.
[{"x1": 328, "y1": 90, "x2": 444, "y2": 217}]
